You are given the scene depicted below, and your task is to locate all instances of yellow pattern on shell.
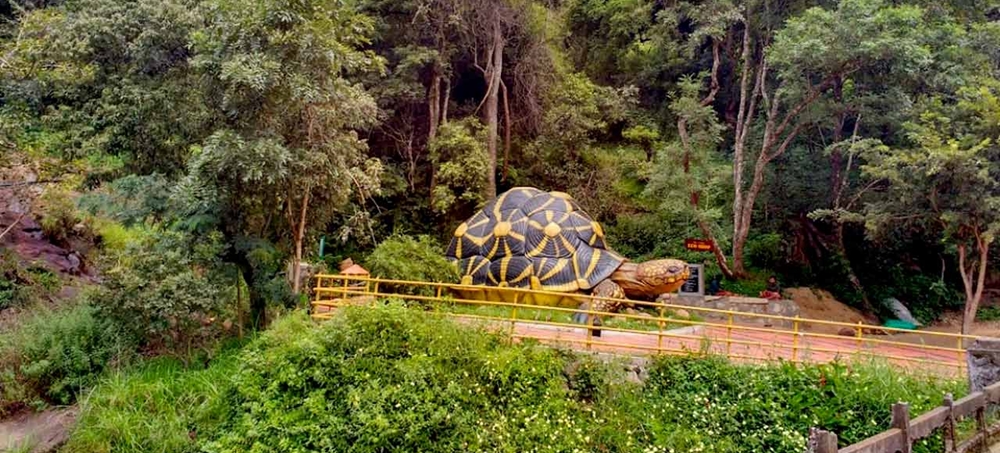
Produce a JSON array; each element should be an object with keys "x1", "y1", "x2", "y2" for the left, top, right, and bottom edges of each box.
[
  {"x1": 493, "y1": 221, "x2": 512, "y2": 237},
  {"x1": 543, "y1": 222, "x2": 561, "y2": 238}
]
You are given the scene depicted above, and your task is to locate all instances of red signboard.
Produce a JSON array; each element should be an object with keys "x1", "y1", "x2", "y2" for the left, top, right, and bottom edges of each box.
[{"x1": 684, "y1": 238, "x2": 714, "y2": 252}]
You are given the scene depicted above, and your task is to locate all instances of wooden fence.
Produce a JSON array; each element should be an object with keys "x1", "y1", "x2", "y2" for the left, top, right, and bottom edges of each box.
[{"x1": 809, "y1": 381, "x2": 1000, "y2": 453}]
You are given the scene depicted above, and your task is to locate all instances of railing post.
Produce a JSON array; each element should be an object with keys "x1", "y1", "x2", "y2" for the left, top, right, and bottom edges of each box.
[
  {"x1": 586, "y1": 310, "x2": 594, "y2": 351},
  {"x1": 807, "y1": 427, "x2": 838, "y2": 453},
  {"x1": 891, "y1": 402, "x2": 911, "y2": 453},
  {"x1": 510, "y1": 293, "x2": 519, "y2": 337},
  {"x1": 792, "y1": 316, "x2": 800, "y2": 362},
  {"x1": 943, "y1": 394, "x2": 956, "y2": 453},
  {"x1": 958, "y1": 336, "x2": 965, "y2": 376},
  {"x1": 373, "y1": 280, "x2": 380, "y2": 297},
  {"x1": 726, "y1": 313, "x2": 733, "y2": 358},
  {"x1": 657, "y1": 304, "x2": 666, "y2": 354},
  {"x1": 855, "y1": 321, "x2": 863, "y2": 353}
]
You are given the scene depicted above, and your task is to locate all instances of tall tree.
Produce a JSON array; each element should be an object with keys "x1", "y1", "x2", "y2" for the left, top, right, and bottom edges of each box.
[
  {"x1": 725, "y1": 0, "x2": 932, "y2": 276},
  {"x1": 863, "y1": 82, "x2": 1000, "y2": 334},
  {"x1": 181, "y1": 0, "x2": 382, "y2": 326}
]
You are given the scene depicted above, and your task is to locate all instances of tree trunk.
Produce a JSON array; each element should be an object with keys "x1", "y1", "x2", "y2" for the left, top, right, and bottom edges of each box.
[
  {"x1": 441, "y1": 78, "x2": 450, "y2": 125},
  {"x1": 959, "y1": 233, "x2": 991, "y2": 336},
  {"x1": 483, "y1": 22, "x2": 502, "y2": 200},
  {"x1": 291, "y1": 191, "x2": 310, "y2": 295},
  {"x1": 235, "y1": 254, "x2": 267, "y2": 329},
  {"x1": 677, "y1": 39, "x2": 732, "y2": 279},
  {"x1": 501, "y1": 80, "x2": 511, "y2": 182},
  {"x1": 428, "y1": 69, "x2": 441, "y2": 145}
]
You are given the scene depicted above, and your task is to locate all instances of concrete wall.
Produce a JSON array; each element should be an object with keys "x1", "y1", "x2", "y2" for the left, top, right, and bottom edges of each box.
[{"x1": 663, "y1": 295, "x2": 801, "y2": 328}]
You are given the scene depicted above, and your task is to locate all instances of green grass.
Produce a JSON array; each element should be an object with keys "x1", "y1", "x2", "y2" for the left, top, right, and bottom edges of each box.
[{"x1": 61, "y1": 346, "x2": 242, "y2": 453}]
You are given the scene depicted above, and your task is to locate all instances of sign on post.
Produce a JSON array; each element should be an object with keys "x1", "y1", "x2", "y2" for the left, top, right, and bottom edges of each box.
[
  {"x1": 678, "y1": 264, "x2": 703, "y2": 296},
  {"x1": 684, "y1": 238, "x2": 713, "y2": 252}
]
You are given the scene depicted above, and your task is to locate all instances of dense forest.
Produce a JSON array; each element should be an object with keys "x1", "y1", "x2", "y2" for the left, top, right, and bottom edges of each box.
[
  {"x1": 3, "y1": 0, "x2": 1000, "y2": 325},
  {"x1": 4, "y1": 0, "x2": 1000, "y2": 330},
  {"x1": 2, "y1": 0, "x2": 1000, "y2": 450}
]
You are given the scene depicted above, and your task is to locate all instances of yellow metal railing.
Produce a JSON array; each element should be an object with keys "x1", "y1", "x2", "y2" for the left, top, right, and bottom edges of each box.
[{"x1": 311, "y1": 274, "x2": 975, "y2": 377}]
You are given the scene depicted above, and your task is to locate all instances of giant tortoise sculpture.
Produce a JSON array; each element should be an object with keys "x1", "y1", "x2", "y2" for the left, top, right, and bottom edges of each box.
[{"x1": 445, "y1": 187, "x2": 690, "y2": 313}]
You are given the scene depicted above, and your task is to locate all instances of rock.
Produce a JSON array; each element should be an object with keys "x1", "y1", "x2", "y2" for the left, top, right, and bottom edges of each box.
[
  {"x1": 968, "y1": 338, "x2": 1000, "y2": 392},
  {"x1": 838, "y1": 327, "x2": 855, "y2": 337},
  {"x1": 885, "y1": 297, "x2": 922, "y2": 327},
  {"x1": 624, "y1": 308, "x2": 639, "y2": 315},
  {"x1": 65, "y1": 252, "x2": 81, "y2": 275},
  {"x1": 672, "y1": 309, "x2": 690, "y2": 319},
  {"x1": 0, "y1": 407, "x2": 78, "y2": 453}
]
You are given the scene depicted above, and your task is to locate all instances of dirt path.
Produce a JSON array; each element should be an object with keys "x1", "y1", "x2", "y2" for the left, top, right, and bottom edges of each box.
[
  {"x1": 489, "y1": 319, "x2": 965, "y2": 376},
  {"x1": 0, "y1": 407, "x2": 76, "y2": 453}
]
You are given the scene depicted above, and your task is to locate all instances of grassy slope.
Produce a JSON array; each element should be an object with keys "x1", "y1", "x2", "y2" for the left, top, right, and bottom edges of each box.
[
  {"x1": 62, "y1": 307, "x2": 965, "y2": 453},
  {"x1": 61, "y1": 346, "x2": 241, "y2": 453}
]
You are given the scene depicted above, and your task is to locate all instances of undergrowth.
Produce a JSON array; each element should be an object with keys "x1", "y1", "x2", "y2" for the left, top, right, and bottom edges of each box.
[
  {"x1": 197, "y1": 304, "x2": 963, "y2": 453},
  {"x1": 62, "y1": 346, "x2": 242, "y2": 453}
]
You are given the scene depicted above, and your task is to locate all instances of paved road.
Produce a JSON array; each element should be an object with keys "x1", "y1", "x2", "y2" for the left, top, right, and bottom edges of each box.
[{"x1": 481, "y1": 319, "x2": 965, "y2": 376}]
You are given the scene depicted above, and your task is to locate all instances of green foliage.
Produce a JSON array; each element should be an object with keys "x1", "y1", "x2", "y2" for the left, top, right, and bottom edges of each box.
[
  {"x1": 87, "y1": 230, "x2": 231, "y2": 360},
  {"x1": 636, "y1": 355, "x2": 963, "y2": 451},
  {"x1": 745, "y1": 233, "x2": 787, "y2": 271},
  {"x1": 428, "y1": 118, "x2": 490, "y2": 215},
  {"x1": 198, "y1": 306, "x2": 963, "y2": 453},
  {"x1": 78, "y1": 174, "x2": 174, "y2": 226},
  {"x1": 365, "y1": 235, "x2": 459, "y2": 294},
  {"x1": 202, "y1": 307, "x2": 574, "y2": 453},
  {"x1": 62, "y1": 348, "x2": 242, "y2": 453},
  {"x1": 0, "y1": 304, "x2": 135, "y2": 408},
  {"x1": 868, "y1": 270, "x2": 962, "y2": 325},
  {"x1": 38, "y1": 187, "x2": 83, "y2": 244},
  {"x1": 0, "y1": 251, "x2": 47, "y2": 309},
  {"x1": 90, "y1": 218, "x2": 146, "y2": 253},
  {"x1": 977, "y1": 306, "x2": 1000, "y2": 321}
]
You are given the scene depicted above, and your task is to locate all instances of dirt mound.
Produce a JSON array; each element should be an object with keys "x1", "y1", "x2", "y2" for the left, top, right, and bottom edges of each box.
[{"x1": 785, "y1": 287, "x2": 877, "y2": 334}]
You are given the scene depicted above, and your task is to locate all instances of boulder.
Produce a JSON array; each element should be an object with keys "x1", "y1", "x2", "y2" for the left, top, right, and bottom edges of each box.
[{"x1": 885, "y1": 297, "x2": 922, "y2": 327}]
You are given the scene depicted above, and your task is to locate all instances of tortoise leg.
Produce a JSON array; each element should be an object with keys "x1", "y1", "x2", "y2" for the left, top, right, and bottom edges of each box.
[
  {"x1": 592, "y1": 279, "x2": 626, "y2": 312},
  {"x1": 584, "y1": 280, "x2": 626, "y2": 338}
]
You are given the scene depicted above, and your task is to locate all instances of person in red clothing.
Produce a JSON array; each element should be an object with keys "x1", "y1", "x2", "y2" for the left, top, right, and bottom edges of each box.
[{"x1": 760, "y1": 276, "x2": 782, "y2": 300}]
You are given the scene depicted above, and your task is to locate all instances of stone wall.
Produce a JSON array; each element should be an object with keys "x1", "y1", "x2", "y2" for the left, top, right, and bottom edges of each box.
[
  {"x1": 663, "y1": 295, "x2": 801, "y2": 328},
  {"x1": 967, "y1": 337, "x2": 1000, "y2": 392}
]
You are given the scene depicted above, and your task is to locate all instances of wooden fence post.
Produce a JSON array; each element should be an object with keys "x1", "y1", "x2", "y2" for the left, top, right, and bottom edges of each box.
[
  {"x1": 975, "y1": 401, "x2": 987, "y2": 453},
  {"x1": 943, "y1": 394, "x2": 956, "y2": 453},
  {"x1": 892, "y1": 402, "x2": 911, "y2": 453},
  {"x1": 808, "y1": 427, "x2": 838, "y2": 453}
]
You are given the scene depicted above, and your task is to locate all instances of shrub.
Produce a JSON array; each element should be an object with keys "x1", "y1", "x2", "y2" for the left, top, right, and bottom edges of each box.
[
  {"x1": 200, "y1": 305, "x2": 963, "y2": 453},
  {"x1": 365, "y1": 235, "x2": 458, "y2": 294},
  {"x1": 77, "y1": 173, "x2": 173, "y2": 226},
  {"x1": 202, "y1": 306, "x2": 581, "y2": 453},
  {"x1": 62, "y1": 348, "x2": 241, "y2": 453},
  {"x1": 0, "y1": 251, "x2": 37, "y2": 309},
  {"x1": 636, "y1": 355, "x2": 964, "y2": 452},
  {"x1": 428, "y1": 118, "x2": 490, "y2": 215},
  {"x1": 87, "y1": 230, "x2": 232, "y2": 362},
  {"x1": 745, "y1": 233, "x2": 786, "y2": 270},
  {"x1": 91, "y1": 217, "x2": 147, "y2": 253},
  {"x1": 38, "y1": 187, "x2": 83, "y2": 244},
  {"x1": 0, "y1": 304, "x2": 136, "y2": 408}
]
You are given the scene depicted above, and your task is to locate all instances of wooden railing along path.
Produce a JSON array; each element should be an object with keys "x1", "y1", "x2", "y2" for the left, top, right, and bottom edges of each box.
[{"x1": 809, "y1": 381, "x2": 1000, "y2": 453}]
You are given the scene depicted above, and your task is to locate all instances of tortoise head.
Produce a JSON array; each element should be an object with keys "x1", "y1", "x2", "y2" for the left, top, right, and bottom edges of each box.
[{"x1": 636, "y1": 259, "x2": 690, "y2": 294}]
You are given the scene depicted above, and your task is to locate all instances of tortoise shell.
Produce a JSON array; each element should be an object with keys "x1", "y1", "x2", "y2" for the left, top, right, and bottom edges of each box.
[{"x1": 446, "y1": 187, "x2": 625, "y2": 293}]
